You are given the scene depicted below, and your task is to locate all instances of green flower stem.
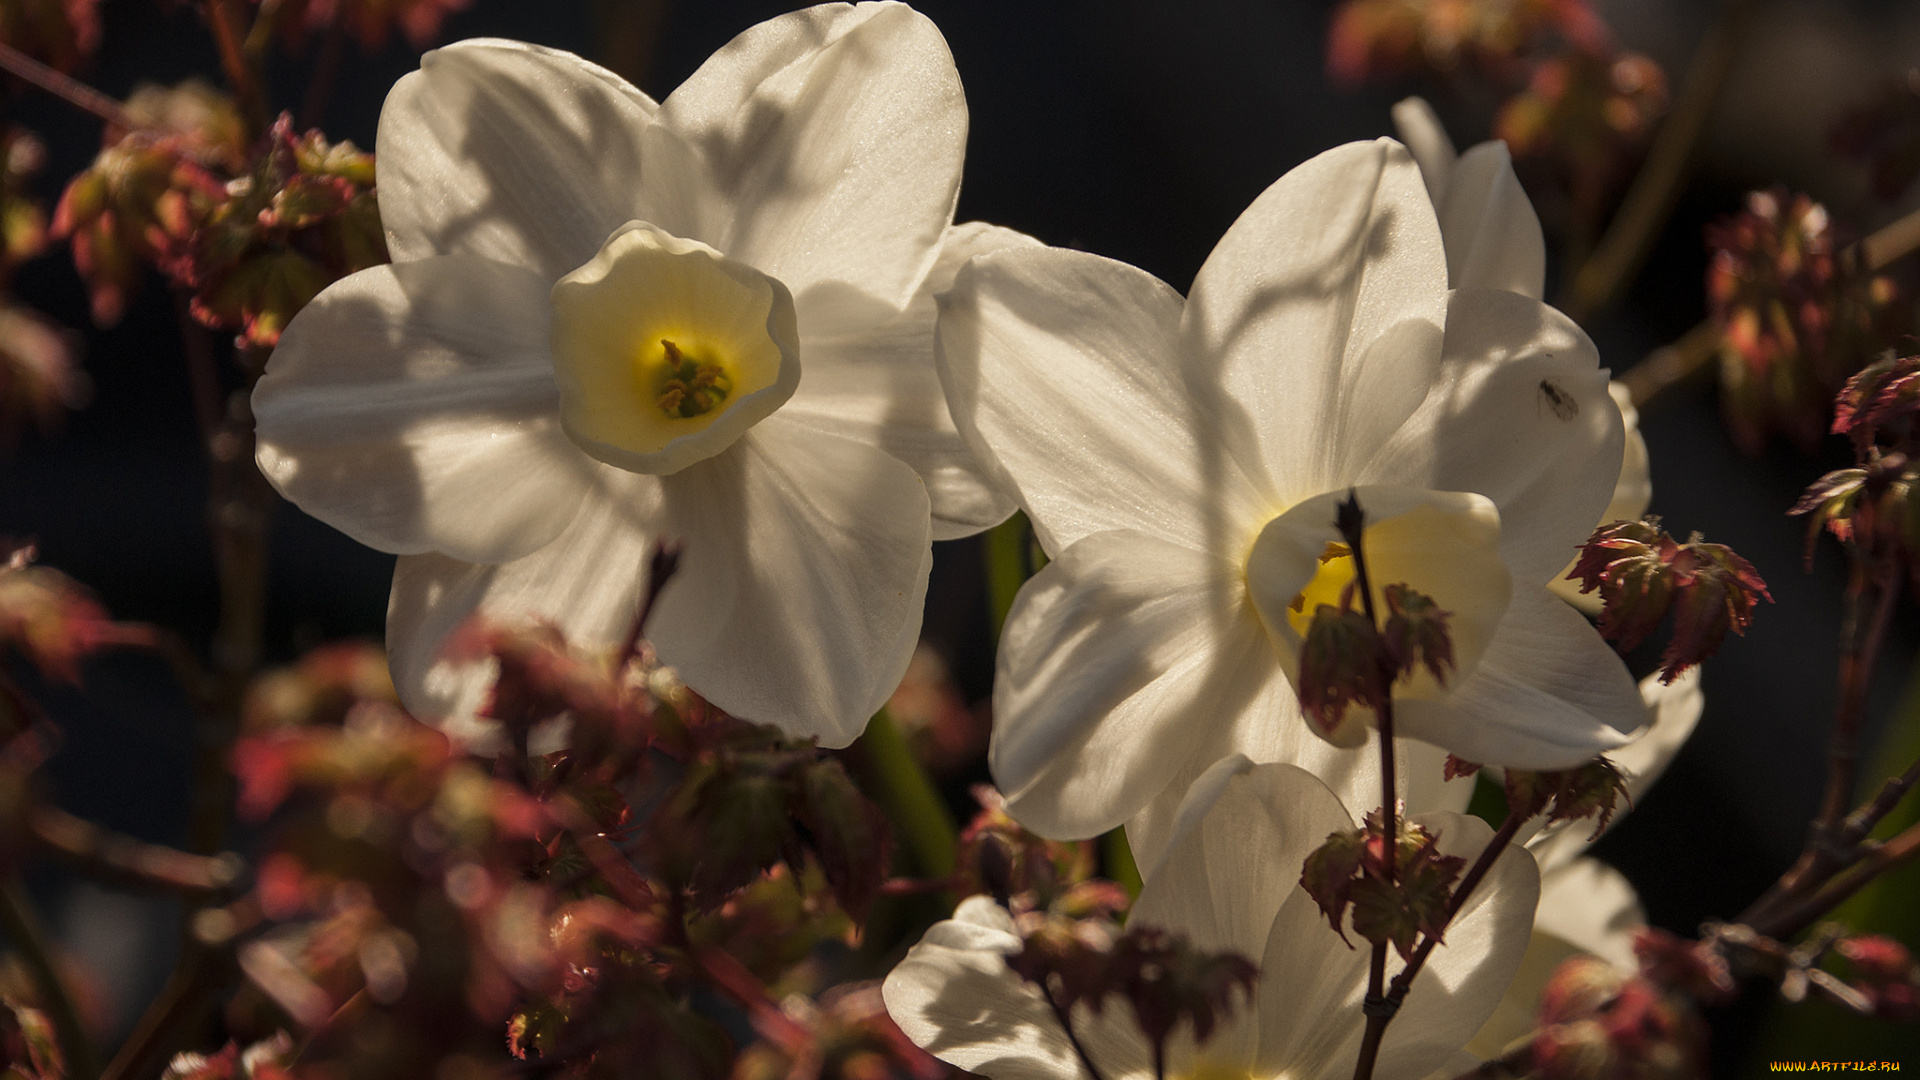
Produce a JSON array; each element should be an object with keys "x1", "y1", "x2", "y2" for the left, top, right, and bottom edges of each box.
[
  {"x1": 1103, "y1": 828, "x2": 1142, "y2": 901},
  {"x1": 985, "y1": 512, "x2": 1038, "y2": 645},
  {"x1": 850, "y1": 709, "x2": 956, "y2": 880},
  {"x1": 0, "y1": 878, "x2": 98, "y2": 1080}
]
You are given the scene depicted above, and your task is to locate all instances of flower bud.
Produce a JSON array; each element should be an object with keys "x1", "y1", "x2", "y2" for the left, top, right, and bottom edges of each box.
[
  {"x1": 1706, "y1": 189, "x2": 1904, "y2": 452},
  {"x1": 954, "y1": 785, "x2": 1096, "y2": 908},
  {"x1": 1837, "y1": 935, "x2": 1920, "y2": 1020}
]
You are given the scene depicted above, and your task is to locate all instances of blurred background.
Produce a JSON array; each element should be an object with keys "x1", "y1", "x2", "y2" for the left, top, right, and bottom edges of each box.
[{"x1": 2, "y1": 0, "x2": 1918, "y2": 1066}]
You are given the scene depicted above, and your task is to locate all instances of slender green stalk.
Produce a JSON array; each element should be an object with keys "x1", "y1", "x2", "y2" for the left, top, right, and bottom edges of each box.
[
  {"x1": 849, "y1": 709, "x2": 956, "y2": 879},
  {"x1": 985, "y1": 513, "x2": 1036, "y2": 645},
  {"x1": 1102, "y1": 828, "x2": 1142, "y2": 901},
  {"x1": 0, "y1": 880, "x2": 97, "y2": 1080}
]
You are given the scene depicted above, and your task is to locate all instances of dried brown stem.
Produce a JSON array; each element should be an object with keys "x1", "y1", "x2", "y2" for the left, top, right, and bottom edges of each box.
[
  {"x1": 1755, "y1": 820, "x2": 1920, "y2": 940},
  {"x1": 205, "y1": 0, "x2": 267, "y2": 137},
  {"x1": 0, "y1": 878, "x2": 96, "y2": 1080},
  {"x1": 0, "y1": 40, "x2": 138, "y2": 130},
  {"x1": 1038, "y1": 978, "x2": 1111, "y2": 1080},
  {"x1": 1838, "y1": 754, "x2": 1920, "y2": 850},
  {"x1": 97, "y1": 952, "x2": 223, "y2": 1080},
  {"x1": 1859, "y1": 202, "x2": 1920, "y2": 273},
  {"x1": 31, "y1": 806, "x2": 244, "y2": 896},
  {"x1": 185, "y1": 347, "x2": 277, "y2": 878},
  {"x1": 1562, "y1": 0, "x2": 1753, "y2": 323},
  {"x1": 1742, "y1": 562, "x2": 1901, "y2": 928},
  {"x1": 1624, "y1": 200, "x2": 1920, "y2": 411},
  {"x1": 1623, "y1": 320, "x2": 1718, "y2": 410},
  {"x1": 299, "y1": 2, "x2": 348, "y2": 129}
]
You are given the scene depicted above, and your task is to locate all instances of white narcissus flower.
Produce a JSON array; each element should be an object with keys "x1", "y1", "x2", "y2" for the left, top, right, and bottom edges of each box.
[
  {"x1": 1465, "y1": 670, "x2": 1703, "y2": 1058},
  {"x1": 1389, "y1": 97, "x2": 1652, "y2": 615},
  {"x1": 940, "y1": 136, "x2": 1642, "y2": 842},
  {"x1": 252, "y1": 4, "x2": 1027, "y2": 748},
  {"x1": 883, "y1": 760, "x2": 1541, "y2": 1080}
]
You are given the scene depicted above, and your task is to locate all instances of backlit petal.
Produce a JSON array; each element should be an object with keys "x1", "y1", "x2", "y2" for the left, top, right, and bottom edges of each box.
[
  {"x1": 253, "y1": 257, "x2": 593, "y2": 564},
  {"x1": 1361, "y1": 289, "x2": 1623, "y2": 585},
  {"x1": 884, "y1": 896, "x2": 1152, "y2": 1080},
  {"x1": 1185, "y1": 139, "x2": 1448, "y2": 500},
  {"x1": 651, "y1": 418, "x2": 932, "y2": 747},
  {"x1": 939, "y1": 244, "x2": 1271, "y2": 556},
  {"x1": 377, "y1": 39, "x2": 658, "y2": 281},
  {"x1": 385, "y1": 465, "x2": 664, "y2": 748},
  {"x1": 650, "y1": 2, "x2": 964, "y2": 312},
  {"x1": 1396, "y1": 586, "x2": 1640, "y2": 769},
  {"x1": 782, "y1": 221, "x2": 1039, "y2": 539},
  {"x1": 990, "y1": 530, "x2": 1269, "y2": 839}
]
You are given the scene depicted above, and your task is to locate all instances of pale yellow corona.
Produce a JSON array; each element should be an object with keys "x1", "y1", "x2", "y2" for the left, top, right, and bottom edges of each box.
[
  {"x1": 549, "y1": 222, "x2": 801, "y2": 476},
  {"x1": 1245, "y1": 486, "x2": 1513, "y2": 742}
]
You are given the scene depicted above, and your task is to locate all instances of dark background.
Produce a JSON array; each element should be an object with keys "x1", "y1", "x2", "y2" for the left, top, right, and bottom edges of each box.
[{"x1": 2, "y1": 0, "x2": 1918, "y2": 1065}]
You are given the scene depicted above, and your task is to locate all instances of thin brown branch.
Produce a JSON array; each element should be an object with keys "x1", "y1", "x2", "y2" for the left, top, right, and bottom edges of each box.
[
  {"x1": 186, "y1": 346, "x2": 277, "y2": 877},
  {"x1": 1859, "y1": 202, "x2": 1920, "y2": 272},
  {"x1": 1351, "y1": 947, "x2": 1391, "y2": 1080},
  {"x1": 0, "y1": 40, "x2": 138, "y2": 130},
  {"x1": 1838, "y1": 754, "x2": 1920, "y2": 850},
  {"x1": 1756, "y1": 820, "x2": 1920, "y2": 940},
  {"x1": 299, "y1": 1, "x2": 347, "y2": 129},
  {"x1": 1562, "y1": 0, "x2": 1755, "y2": 323},
  {"x1": 0, "y1": 879, "x2": 97, "y2": 1080},
  {"x1": 1743, "y1": 562, "x2": 1902, "y2": 928},
  {"x1": 1623, "y1": 320, "x2": 1718, "y2": 410},
  {"x1": 31, "y1": 806, "x2": 244, "y2": 896},
  {"x1": 1623, "y1": 199, "x2": 1920, "y2": 411},
  {"x1": 205, "y1": 0, "x2": 267, "y2": 137},
  {"x1": 1818, "y1": 565, "x2": 1901, "y2": 836},
  {"x1": 97, "y1": 953, "x2": 222, "y2": 1080},
  {"x1": 1038, "y1": 978, "x2": 1111, "y2": 1080},
  {"x1": 616, "y1": 541, "x2": 683, "y2": 673}
]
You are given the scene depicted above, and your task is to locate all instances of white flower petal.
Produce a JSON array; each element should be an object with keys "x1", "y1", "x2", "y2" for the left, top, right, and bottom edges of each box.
[
  {"x1": 254, "y1": 258, "x2": 594, "y2": 565},
  {"x1": 1124, "y1": 702, "x2": 1473, "y2": 880},
  {"x1": 650, "y1": 2, "x2": 964, "y2": 313},
  {"x1": 385, "y1": 466, "x2": 665, "y2": 748},
  {"x1": 1525, "y1": 668, "x2": 1703, "y2": 874},
  {"x1": 1391, "y1": 98, "x2": 1457, "y2": 204},
  {"x1": 1390, "y1": 99, "x2": 1543, "y2": 299},
  {"x1": 1467, "y1": 857, "x2": 1645, "y2": 1059},
  {"x1": 1551, "y1": 382, "x2": 1652, "y2": 613},
  {"x1": 1185, "y1": 139, "x2": 1448, "y2": 501},
  {"x1": 1367, "y1": 812, "x2": 1542, "y2": 1080},
  {"x1": 1436, "y1": 142, "x2": 1546, "y2": 299},
  {"x1": 1128, "y1": 762, "x2": 1354, "y2": 1074},
  {"x1": 1535, "y1": 858, "x2": 1645, "y2": 973},
  {"x1": 990, "y1": 530, "x2": 1270, "y2": 840},
  {"x1": 1132, "y1": 761, "x2": 1353, "y2": 960},
  {"x1": 1361, "y1": 288, "x2": 1624, "y2": 585},
  {"x1": 652, "y1": 418, "x2": 932, "y2": 747},
  {"x1": 377, "y1": 39, "x2": 658, "y2": 281},
  {"x1": 1247, "y1": 810, "x2": 1539, "y2": 1080},
  {"x1": 781, "y1": 222, "x2": 1039, "y2": 539},
  {"x1": 884, "y1": 896, "x2": 1153, "y2": 1080},
  {"x1": 1397, "y1": 586, "x2": 1640, "y2": 769},
  {"x1": 938, "y1": 244, "x2": 1271, "y2": 556}
]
